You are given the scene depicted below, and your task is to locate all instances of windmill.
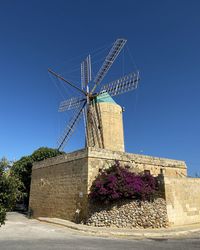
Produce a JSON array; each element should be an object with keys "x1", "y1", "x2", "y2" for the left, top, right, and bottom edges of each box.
[{"x1": 48, "y1": 38, "x2": 140, "y2": 151}]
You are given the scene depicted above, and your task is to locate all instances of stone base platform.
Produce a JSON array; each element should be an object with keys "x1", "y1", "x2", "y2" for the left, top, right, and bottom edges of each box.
[{"x1": 29, "y1": 147, "x2": 200, "y2": 227}]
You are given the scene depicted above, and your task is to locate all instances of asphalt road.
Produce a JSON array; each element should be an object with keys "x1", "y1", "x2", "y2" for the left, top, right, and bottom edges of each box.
[{"x1": 0, "y1": 212, "x2": 200, "y2": 250}]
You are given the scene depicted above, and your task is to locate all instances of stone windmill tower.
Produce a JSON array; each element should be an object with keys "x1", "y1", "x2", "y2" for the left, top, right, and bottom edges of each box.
[
  {"x1": 87, "y1": 93, "x2": 125, "y2": 152},
  {"x1": 48, "y1": 38, "x2": 139, "y2": 152}
]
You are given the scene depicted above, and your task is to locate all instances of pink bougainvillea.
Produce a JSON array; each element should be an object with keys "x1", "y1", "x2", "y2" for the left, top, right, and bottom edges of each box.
[{"x1": 89, "y1": 161, "x2": 157, "y2": 202}]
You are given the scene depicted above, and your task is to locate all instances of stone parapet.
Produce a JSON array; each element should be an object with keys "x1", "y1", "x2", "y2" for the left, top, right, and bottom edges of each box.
[
  {"x1": 32, "y1": 148, "x2": 88, "y2": 170},
  {"x1": 87, "y1": 148, "x2": 187, "y2": 189},
  {"x1": 88, "y1": 147, "x2": 186, "y2": 168}
]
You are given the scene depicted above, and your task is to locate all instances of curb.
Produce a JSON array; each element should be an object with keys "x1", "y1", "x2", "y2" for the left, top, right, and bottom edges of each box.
[{"x1": 37, "y1": 217, "x2": 200, "y2": 239}]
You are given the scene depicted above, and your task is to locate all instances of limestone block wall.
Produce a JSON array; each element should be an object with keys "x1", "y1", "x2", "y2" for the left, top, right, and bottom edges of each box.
[
  {"x1": 164, "y1": 177, "x2": 200, "y2": 226},
  {"x1": 29, "y1": 149, "x2": 88, "y2": 221},
  {"x1": 29, "y1": 147, "x2": 187, "y2": 224},
  {"x1": 87, "y1": 147, "x2": 187, "y2": 190}
]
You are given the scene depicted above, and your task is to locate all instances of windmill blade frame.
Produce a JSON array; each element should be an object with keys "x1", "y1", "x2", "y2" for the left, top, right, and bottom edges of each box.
[
  {"x1": 91, "y1": 38, "x2": 127, "y2": 93},
  {"x1": 100, "y1": 71, "x2": 140, "y2": 97},
  {"x1": 81, "y1": 54, "x2": 92, "y2": 89},
  {"x1": 58, "y1": 100, "x2": 87, "y2": 150},
  {"x1": 59, "y1": 96, "x2": 86, "y2": 112}
]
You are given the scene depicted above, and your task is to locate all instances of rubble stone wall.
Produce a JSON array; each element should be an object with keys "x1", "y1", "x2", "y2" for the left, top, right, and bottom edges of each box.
[{"x1": 85, "y1": 198, "x2": 168, "y2": 228}]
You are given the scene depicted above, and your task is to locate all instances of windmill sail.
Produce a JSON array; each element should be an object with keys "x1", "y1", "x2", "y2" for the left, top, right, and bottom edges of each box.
[
  {"x1": 58, "y1": 101, "x2": 87, "y2": 150},
  {"x1": 100, "y1": 71, "x2": 139, "y2": 97},
  {"x1": 81, "y1": 55, "x2": 92, "y2": 88},
  {"x1": 59, "y1": 96, "x2": 86, "y2": 112},
  {"x1": 91, "y1": 38, "x2": 127, "y2": 93}
]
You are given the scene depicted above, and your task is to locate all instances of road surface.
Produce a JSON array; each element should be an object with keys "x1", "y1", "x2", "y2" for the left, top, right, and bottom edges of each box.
[{"x1": 0, "y1": 212, "x2": 200, "y2": 250}]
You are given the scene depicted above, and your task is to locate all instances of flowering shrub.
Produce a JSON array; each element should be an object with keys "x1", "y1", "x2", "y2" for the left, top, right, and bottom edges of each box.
[{"x1": 89, "y1": 161, "x2": 157, "y2": 203}]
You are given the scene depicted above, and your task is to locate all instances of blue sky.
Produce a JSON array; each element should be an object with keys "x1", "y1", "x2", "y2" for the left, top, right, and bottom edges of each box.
[{"x1": 0, "y1": 0, "x2": 200, "y2": 176}]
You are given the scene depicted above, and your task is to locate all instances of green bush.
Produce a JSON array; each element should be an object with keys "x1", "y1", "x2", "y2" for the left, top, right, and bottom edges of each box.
[
  {"x1": 0, "y1": 205, "x2": 6, "y2": 227},
  {"x1": 0, "y1": 157, "x2": 23, "y2": 226},
  {"x1": 0, "y1": 146, "x2": 63, "y2": 225},
  {"x1": 10, "y1": 156, "x2": 33, "y2": 208},
  {"x1": 31, "y1": 147, "x2": 62, "y2": 162},
  {"x1": 0, "y1": 173, "x2": 23, "y2": 211}
]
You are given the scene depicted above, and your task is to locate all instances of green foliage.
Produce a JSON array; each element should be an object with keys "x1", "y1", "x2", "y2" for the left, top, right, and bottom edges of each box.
[
  {"x1": 10, "y1": 156, "x2": 33, "y2": 207},
  {"x1": 0, "y1": 172, "x2": 23, "y2": 211},
  {"x1": 0, "y1": 205, "x2": 6, "y2": 226},
  {"x1": 0, "y1": 157, "x2": 23, "y2": 226},
  {"x1": 31, "y1": 147, "x2": 63, "y2": 162},
  {"x1": 0, "y1": 146, "x2": 63, "y2": 225},
  {"x1": 0, "y1": 156, "x2": 10, "y2": 172},
  {"x1": 10, "y1": 147, "x2": 63, "y2": 208}
]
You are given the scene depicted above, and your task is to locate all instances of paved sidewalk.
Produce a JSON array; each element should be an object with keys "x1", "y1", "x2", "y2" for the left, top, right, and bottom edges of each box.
[{"x1": 38, "y1": 217, "x2": 200, "y2": 239}]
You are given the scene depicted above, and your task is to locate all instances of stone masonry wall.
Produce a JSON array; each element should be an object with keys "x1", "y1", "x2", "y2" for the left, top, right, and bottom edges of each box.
[
  {"x1": 164, "y1": 176, "x2": 200, "y2": 226},
  {"x1": 29, "y1": 147, "x2": 188, "y2": 226},
  {"x1": 29, "y1": 149, "x2": 88, "y2": 222},
  {"x1": 87, "y1": 147, "x2": 187, "y2": 191},
  {"x1": 85, "y1": 198, "x2": 168, "y2": 229}
]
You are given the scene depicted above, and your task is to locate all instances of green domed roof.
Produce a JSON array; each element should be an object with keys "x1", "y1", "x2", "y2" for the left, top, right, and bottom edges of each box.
[{"x1": 95, "y1": 91, "x2": 116, "y2": 104}]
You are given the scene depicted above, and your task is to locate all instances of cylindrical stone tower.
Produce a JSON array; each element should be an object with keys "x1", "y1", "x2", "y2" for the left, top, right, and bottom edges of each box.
[{"x1": 87, "y1": 92, "x2": 125, "y2": 152}]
